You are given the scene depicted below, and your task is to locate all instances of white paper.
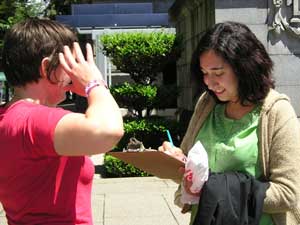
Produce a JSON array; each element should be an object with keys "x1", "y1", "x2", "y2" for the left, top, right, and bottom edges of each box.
[{"x1": 180, "y1": 141, "x2": 209, "y2": 204}]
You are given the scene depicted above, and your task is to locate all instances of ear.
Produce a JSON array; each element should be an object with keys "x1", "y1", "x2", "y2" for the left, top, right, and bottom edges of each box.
[{"x1": 40, "y1": 57, "x2": 50, "y2": 79}]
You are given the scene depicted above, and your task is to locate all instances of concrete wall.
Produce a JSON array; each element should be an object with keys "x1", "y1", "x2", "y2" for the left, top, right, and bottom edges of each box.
[{"x1": 92, "y1": 0, "x2": 175, "y2": 13}]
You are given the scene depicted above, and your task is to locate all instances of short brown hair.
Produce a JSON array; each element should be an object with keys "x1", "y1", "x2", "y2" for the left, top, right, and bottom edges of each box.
[{"x1": 2, "y1": 18, "x2": 78, "y2": 87}]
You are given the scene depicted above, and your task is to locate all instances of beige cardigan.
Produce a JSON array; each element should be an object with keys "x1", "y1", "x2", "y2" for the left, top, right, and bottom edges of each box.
[{"x1": 175, "y1": 89, "x2": 300, "y2": 225}]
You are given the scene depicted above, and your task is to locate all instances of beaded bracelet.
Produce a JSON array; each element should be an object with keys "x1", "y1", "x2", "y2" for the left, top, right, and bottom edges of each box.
[{"x1": 85, "y1": 79, "x2": 108, "y2": 97}]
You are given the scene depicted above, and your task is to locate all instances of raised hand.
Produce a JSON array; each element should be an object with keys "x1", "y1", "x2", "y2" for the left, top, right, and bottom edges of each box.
[{"x1": 59, "y1": 42, "x2": 104, "y2": 96}]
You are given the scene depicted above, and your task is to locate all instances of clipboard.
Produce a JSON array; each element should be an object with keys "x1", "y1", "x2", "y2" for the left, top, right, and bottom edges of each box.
[{"x1": 107, "y1": 151, "x2": 185, "y2": 183}]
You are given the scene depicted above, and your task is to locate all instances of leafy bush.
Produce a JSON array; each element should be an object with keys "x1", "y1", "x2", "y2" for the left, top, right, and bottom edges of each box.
[
  {"x1": 104, "y1": 154, "x2": 151, "y2": 178},
  {"x1": 100, "y1": 31, "x2": 181, "y2": 84},
  {"x1": 101, "y1": 31, "x2": 183, "y2": 178},
  {"x1": 110, "y1": 82, "x2": 157, "y2": 117},
  {"x1": 110, "y1": 82, "x2": 180, "y2": 117},
  {"x1": 115, "y1": 116, "x2": 183, "y2": 151}
]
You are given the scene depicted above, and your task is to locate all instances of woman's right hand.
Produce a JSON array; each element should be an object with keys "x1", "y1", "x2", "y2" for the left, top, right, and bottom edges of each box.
[
  {"x1": 159, "y1": 143, "x2": 201, "y2": 195},
  {"x1": 158, "y1": 141, "x2": 186, "y2": 163}
]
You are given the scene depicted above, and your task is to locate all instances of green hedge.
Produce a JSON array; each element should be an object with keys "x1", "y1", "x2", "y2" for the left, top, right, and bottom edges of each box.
[
  {"x1": 110, "y1": 82, "x2": 156, "y2": 117},
  {"x1": 104, "y1": 154, "x2": 151, "y2": 178},
  {"x1": 110, "y1": 82, "x2": 179, "y2": 117},
  {"x1": 104, "y1": 117, "x2": 184, "y2": 177},
  {"x1": 116, "y1": 116, "x2": 182, "y2": 151},
  {"x1": 101, "y1": 31, "x2": 183, "y2": 178}
]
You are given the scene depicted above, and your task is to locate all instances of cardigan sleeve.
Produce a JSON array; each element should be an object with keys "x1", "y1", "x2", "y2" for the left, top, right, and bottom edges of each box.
[
  {"x1": 180, "y1": 92, "x2": 214, "y2": 154},
  {"x1": 175, "y1": 92, "x2": 215, "y2": 208},
  {"x1": 262, "y1": 99, "x2": 300, "y2": 214}
]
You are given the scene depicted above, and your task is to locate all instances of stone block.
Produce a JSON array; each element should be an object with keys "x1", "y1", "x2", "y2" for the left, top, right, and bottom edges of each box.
[
  {"x1": 163, "y1": 192, "x2": 191, "y2": 225},
  {"x1": 92, "y1": 177, "x2": 171, "y2": 195},
  {"x1": 216, "y1": 8, "x2": 267, "y2": 24},
  {"x1": 216, "y1": 0, "x2": 267, "y2": 9},
  {"x1": 91, "y1": 194, "x2": 104, "y2": 223},
  {"x1": 104, "y1": 193, "x2": 173, "y2": 218},
  {"x1": 105, "y1": 216, "x2": 179, "y2": 225},
  {"x1": 268, "y1": 31, "x2": 300, "y2": 55},
  {"x1": 271, "y1": 54, "x2": 300, "y2": 86},
  {"x1": 276, "y1": 85, "x2": 300, "y2": 117},
  {"x1": 215, "y1": 0, "x2": 267, "y2": 24},
  {"x1": 248, "y1": 24, "x2": 269, "y2": 50}
]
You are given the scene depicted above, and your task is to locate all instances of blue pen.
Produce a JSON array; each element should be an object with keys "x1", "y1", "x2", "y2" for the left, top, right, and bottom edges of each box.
[{"x1": 166, "y1": 129, "x2": 174, "y2": 147}]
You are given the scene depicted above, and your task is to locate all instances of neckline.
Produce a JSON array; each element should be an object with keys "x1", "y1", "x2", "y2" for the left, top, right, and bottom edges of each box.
[
  {"x1": 0, "y1": 99, "x2": 34, "y2": 110},
  {"x1": 212, "y1": 104, "x2": 261, "y2": 139},
  {"x1": 217, "y1": 103, "x2": 260, "y2": 124}
]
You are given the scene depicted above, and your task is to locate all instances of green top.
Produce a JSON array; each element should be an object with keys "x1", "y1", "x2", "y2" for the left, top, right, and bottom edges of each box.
[{"x1": 189, "y1": 104, "x2": 273, "y2": 225}]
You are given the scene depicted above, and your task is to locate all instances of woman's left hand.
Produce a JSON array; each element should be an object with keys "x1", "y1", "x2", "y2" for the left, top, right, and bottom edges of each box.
[{"x1": 181, "y1": 168, "x2": 202, "y2": 196}]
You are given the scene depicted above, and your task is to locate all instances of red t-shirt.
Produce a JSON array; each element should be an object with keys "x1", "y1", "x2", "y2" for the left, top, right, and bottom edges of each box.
[{"x1": 0, "y1": 101, "x2": 95, "y2": 225}]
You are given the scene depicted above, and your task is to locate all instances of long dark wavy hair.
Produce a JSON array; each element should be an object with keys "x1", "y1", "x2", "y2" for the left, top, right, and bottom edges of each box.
[{"x1": 191, "y1": 21, "x2": 275, "y2": 105}]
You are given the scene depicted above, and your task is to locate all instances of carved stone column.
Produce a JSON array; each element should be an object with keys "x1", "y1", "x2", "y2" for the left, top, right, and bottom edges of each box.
[
  {"x1": 291, "y1": 0, "x2": 300, "y2": 22},
  {"x1": 270, "y1": 0, "x2": 300, "y2": 36},
  {"x1": 169, "y1": 0, "x2": 215, "y2": 112}
]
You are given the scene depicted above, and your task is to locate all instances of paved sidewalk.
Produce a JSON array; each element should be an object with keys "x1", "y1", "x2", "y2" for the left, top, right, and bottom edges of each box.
[
  {"x1": 91, "y1": 176, "x2": 190, "y2": 225},
  {"x1": 0, "y1": 176, "x2": 190, "y2": 225}
]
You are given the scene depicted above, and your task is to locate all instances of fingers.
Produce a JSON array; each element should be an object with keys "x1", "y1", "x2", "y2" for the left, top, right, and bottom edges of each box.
[
  {"x1": 63, "y1": 45, "x2": 77, "y2": 67},
  {"x1": 59, "y1": 52, "x2": 72, "y2": 75},
  {"x1": 183, "y1": 180, "x2": 199, "y2": 196},
  {"x1": 158, "y1": 145, "x2": 164, "y2": 152},
  {"x1": 184, "y1": 170, "x2": 193, "y2": 181},
  {"x1": 178, "y1": 166, "x2": 185, "y2": 175},
  {"x1": 59, "y1": 42, "x2": 85, "y2": 73},
  {"x1": 182, "y1": 170, "x2": 201, "y2": 196},
  {"x1": 86, "y1": 43, "x2": 94, "y2": 63},
  {"x1": 168, "y1": 146, "x2": 183, "y2": 156},
  {"x1": 73, "y1": 42, "x2": 85, "y2": 63},
  {"x1": 158, "y1": 141, "x2": 172, "y2": 152},
  {"x1": 159, "y1": 141, "x2": 184, "y2": 155},
  {"x1": 183, "y1": 173, "x2": 194, "y2": 195},
  {"x1": 58, "y1": 41, "x2": 102, "y2": 97},
  {"x1": 158, "y1": 142, "x2": 186, "y2": 163},
  {"x1": 163, "y1": 141, "x2": 173, "y2": 150}
]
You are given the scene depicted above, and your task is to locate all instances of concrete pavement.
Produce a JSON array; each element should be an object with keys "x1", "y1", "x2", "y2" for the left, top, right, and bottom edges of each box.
[{"x1": 91, "y1": 176, "x2": 190, "y2": 225}]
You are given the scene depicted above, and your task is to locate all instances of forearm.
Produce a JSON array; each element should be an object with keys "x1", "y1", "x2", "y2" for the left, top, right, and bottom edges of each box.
[
  {"x1": 263, "y1": 116, "x2": 300, "y2": 213},
  {"x1": 54, "y1": 85, "x2": 123, "y2": 156},
  {"x1": 86, "y1": 85, "x2": 123, "y2": 134},
  {"x1": 54, "y1": 42, "x2": 124, "y2": 156}
]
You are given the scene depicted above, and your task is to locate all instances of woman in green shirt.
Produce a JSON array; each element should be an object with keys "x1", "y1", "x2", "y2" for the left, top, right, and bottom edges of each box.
[{"x1": 159, "y1": 22, "x2": 300, "y2": 225}]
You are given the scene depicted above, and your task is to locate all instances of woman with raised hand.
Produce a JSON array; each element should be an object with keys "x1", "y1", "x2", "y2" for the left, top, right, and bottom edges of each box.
[{"x1": 0, "y1": 18, "x2": 124, "y2": 224}]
